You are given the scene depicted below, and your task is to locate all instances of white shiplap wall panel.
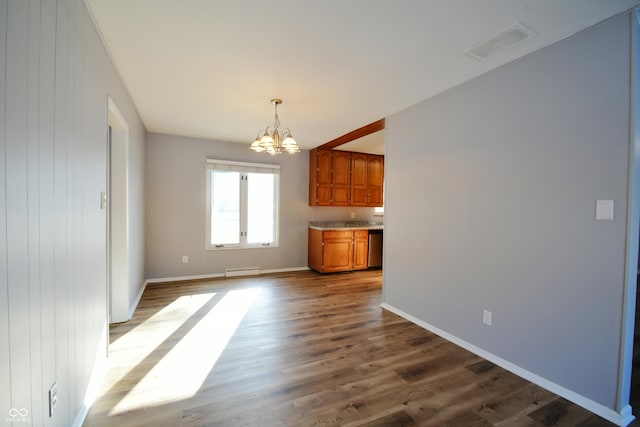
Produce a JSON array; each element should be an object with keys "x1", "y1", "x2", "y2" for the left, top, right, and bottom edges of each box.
[
  {"x1": 68, "y1": 1, "x2": 79, "y2": 414},
  {"x1": 27, "y1": 0, "x2": 44, "y2": 424},
  {"x1": 77, "y1": 1, "x2": 89, "y2": 402},
  {"x1": 2, "y1": 0, "x2": 146, "y2": 425},
  {"x1": 67, "y1": 0, "x2": 79, "y2": 416},
  {"x1": 0, "y1": 0, "x2": 11, "y2": 417},
  {"x1": 39, "y1": 0, "x2": 58, "y2": 424},
  {"x1": 73, "y1": 0, "x2": 87, "y2": 414},
  {"x1": 6, "y1": 0, "x2": 33, "y2": 415},
  {"x1": 80, "y1": 0, "x2": 91, "y2": 413},
  {"x1": 53, "y1": 0, "x2": 71, "y2": 423}
]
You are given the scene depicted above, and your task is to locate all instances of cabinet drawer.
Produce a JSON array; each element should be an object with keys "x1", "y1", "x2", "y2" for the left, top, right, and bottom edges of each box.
[
  {"x1": 354, "y1": 230, "x2": 369, "y2": 239},
  {"x1": 323, "y1": 230, "x2": 352, "y2": 239}
]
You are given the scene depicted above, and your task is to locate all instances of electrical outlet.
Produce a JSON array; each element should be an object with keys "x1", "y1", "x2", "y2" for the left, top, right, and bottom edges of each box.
[
  {"x1": 49, "y1": 381, "x2": 58, "y2": 417},
  {"x1": 182, "y1": 255, "x2": 189, "y2": 264},
  {"x1": 483, "y1": 310, "x2": 492, "y2": 326}
]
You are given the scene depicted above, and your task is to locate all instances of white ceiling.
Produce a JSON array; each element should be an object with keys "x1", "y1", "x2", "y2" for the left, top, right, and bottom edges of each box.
[
  {"x1": 86, "y1": 1, "x2": 639, "y2": 154},
  {"x1": 338, "y1": 130, "x2": 386, "y2": 155}
]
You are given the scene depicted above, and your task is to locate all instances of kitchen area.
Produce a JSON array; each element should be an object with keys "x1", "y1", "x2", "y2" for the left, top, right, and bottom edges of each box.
[
  {"x1": 307, "y1": 121, "x2": 385, "y2": 273},
  {"x1": 308, "y1": 221, "x2": 383, "y2": 273}
]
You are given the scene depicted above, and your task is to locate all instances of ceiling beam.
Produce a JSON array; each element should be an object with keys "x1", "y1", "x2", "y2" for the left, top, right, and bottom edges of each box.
[{"x1": 316, "y1": 118, "x2": 385, "y2": 150}]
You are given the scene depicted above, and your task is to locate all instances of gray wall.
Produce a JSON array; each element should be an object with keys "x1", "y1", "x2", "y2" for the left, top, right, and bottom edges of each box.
[
  {"x1": 383, "y1": 13, "x2": 630, "y2": 413},
  {"x1": 146, "y1": 133, "x2": 306, "y2": 278},
  {"x1": 0, "y1": 0, "x2": 146, "y2": 425},
  {"x1": 145, "y1": 132, "x2": 380, "y2": 279}
]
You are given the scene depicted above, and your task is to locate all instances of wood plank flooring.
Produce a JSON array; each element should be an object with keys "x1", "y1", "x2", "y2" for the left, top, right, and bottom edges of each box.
[{"x1": 85, "y1": 270, "x2": 616, "y2": 426}]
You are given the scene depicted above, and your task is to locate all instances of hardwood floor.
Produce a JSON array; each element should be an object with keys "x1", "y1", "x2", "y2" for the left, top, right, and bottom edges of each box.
[{"x1": 85, "y1": 270, "x2": 616, "y2": 426}]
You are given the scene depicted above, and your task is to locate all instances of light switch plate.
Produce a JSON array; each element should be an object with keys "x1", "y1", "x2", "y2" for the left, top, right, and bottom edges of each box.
[
  {"x1": 483, "y1": 310, "x2": 492, "y2": 326},
  {"x1": 596, "y1": 200, "x2": 614, "y2": 221}
]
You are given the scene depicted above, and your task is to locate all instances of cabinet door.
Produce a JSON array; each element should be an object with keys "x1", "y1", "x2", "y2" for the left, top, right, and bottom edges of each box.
[
  {"x1": 322, "y1": 230, "x2": 353, "y2": 272},
  {"x1": 331, "y1": 151, "x2": 351, "y2": 206},
  {"x1": 307, "y1": 228, "x2": 323, "y2": 272},
  {"x1": 315, "y1": 150, "x2": 332, "y2": 206},
  {"x1": 367, "y1": 155, "x2": 384, "y2": 207},
  {"x1": 352, "y1": 230, "x2": 369, "y2": 270},
  {"x1": 350, "y1": 153, "x2": 368, "y2": 207}
]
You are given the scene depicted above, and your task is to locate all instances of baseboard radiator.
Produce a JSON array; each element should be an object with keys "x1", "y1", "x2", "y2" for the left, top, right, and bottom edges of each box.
[{"x1": 225, "y1": 267, "x2": 260, "y2": 278}]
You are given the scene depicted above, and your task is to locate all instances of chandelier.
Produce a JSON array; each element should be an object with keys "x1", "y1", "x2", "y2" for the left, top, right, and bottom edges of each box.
[{"x1": 250, "y1": 98, "x2": 300, "y2": 155}]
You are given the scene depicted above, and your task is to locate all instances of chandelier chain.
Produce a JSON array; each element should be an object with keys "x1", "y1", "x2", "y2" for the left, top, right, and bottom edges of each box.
[{"x1": 273, "y1": 104, "x2": 280, "y2": 131}]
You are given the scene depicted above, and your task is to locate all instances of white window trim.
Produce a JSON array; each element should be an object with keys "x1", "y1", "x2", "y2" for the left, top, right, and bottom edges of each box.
[{"x1": 205, "y1": 159, "x2": 280, "y2": 250}]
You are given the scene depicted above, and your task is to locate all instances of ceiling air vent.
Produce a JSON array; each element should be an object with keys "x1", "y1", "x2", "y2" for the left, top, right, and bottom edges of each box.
[{"x1": 464, "y1": 22, "x2": 536, "y2": 61}]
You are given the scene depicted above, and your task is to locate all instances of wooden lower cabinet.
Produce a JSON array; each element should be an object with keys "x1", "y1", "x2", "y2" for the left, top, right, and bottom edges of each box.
[
  {"x1": 308, "y1": 228, "x2": 369, "y2": 273},
  {"x1": 352, "y1": 230, "x2": 369, "y2": 270},
  {"x1": 322, "y1": 231, "x2": 353, "y2": 272}
]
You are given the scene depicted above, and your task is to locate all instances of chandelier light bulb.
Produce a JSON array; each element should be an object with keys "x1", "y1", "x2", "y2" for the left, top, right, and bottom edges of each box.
[
  {"x1": 260, "y1": 131, "x2": 275, "y2": 146},
  {"x1": 282, "y1": 132, "x2": 296, "y2": 147},
  {"x1": 250, "y1": 135, "x2": 265, "y2": 152}
]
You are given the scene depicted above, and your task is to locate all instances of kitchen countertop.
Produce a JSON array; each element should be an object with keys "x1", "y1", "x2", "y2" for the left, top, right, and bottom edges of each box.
[{"x1": 308, "y1": 221, "x2": 383, "y2": 231}]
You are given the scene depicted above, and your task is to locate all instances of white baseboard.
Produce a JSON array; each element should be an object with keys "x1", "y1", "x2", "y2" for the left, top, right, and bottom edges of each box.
[
  {"x1": 261, "y1": 266, "x2": 309, "y2": 274},
  {"x1": 145, "y1": 266, "x2": 310, "y2": 286},
  {"x1": 128, "y1": 281, "x2": 147, "y2": 319},
  {"x1": 380, "y1": 303, "x2": 634, "y2": 427},
  {"x1": 620, "y1": 405, "x2": 635, "y2": 427},
  {"x1": 145, "y1": 272, "x2": 226, "y2": 285},
  {"x1": 225, "y1": 266, "x2": 260, "y2": 277}
]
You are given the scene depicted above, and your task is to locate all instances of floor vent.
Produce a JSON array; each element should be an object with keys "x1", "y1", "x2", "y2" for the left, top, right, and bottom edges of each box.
[
  {"x1": 225, "y1": 267, "x2": 260, "y2": 278},
  {"x1": 464, "y1": 22, "x2": 536, "y2": 61}
]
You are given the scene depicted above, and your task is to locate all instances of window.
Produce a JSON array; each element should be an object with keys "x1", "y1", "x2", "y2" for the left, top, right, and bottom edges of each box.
[{"x1": 206, "y1": 159, "x2": 280, "y2": 249}]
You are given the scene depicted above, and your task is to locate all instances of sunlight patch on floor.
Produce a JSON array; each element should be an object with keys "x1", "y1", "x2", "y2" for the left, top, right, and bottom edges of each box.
[
  {"x1": 101, "y1": 293, "x2": 216, "y2": 395},
  {"x1": 109, "y1": 287, "x2": 261, "y2": 415}
]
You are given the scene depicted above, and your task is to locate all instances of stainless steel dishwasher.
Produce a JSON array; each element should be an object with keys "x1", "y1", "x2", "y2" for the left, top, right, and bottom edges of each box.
[{"x1": 368, "y1": 230, "x2": 383, "y2": 268}]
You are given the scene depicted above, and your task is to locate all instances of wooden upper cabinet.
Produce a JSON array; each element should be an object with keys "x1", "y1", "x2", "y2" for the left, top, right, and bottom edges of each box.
[
  {"x1": 367, "y1": 155, "x2": 384, "y2": 207},
  {"x1": 331, "y1": 151, "x2": 351, "y2": 206},
  {"x1": 350, "y1": 153, "x2": 368, "y2": 207},
  {"x1": 310, "y1": 149, "x2": 332, "y2": 205},
  {"x1": 351, "y1": 153, "x2": 384, "y2": 207},
  {"x1": 309, "y1": 148, "x2": 384, "y2": 207}
]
